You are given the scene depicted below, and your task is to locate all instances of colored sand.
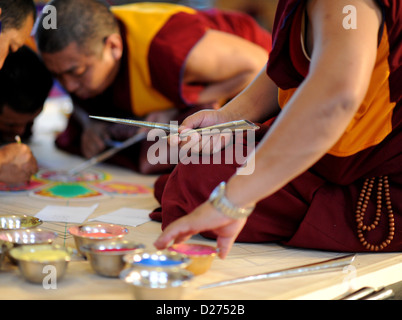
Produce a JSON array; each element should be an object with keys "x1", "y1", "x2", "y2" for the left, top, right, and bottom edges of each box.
[
  {"x1": 82, "y1": 232, "x2": 114, "y2": 238},
  {"x1": 13, "y1": 249, "x2": 69, "y2": 262},
  {"x1": 135, "y1": 258, "x2": 183, "y2": 266},
  {"x1": 47, "y1": 184, "x2": 97, "y2": 198},
  {"x1": 169, "y1": 244, "x2": 216, "y2": 256}
]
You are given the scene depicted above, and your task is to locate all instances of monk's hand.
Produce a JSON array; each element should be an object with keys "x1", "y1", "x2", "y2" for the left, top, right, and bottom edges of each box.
[
  {"x1": 170, "y1": 110, "x2": 234, "y2": 155},
  {"x1": 81, "y1": 121, "x2": 110, "y2": 158},
  {"x1": 153, "y1": 201, "x2": 247, "y2": 259},
  {"x1": 0, "y1": 143, "x2": 38, "y2": 184},
  {"x1": 107, "y1": 123, "x2": 138, "y2": 141}
]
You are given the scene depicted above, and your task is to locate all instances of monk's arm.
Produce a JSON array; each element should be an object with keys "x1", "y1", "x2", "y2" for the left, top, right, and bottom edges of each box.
[
  {"x1": 155, "y1": 0, "x2": 383, "y2": 258},
  {"x1": 183, "y1": 30, "x2": 269, "y2": 105},
  {"x1": 225, "y1": 0, "x2": 382, "y2": 208}
]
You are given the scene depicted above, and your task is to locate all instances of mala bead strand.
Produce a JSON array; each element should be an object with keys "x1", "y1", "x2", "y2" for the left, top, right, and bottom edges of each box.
[{"x1": 355, "y1": 176, "x2": 395, "y2": 251}]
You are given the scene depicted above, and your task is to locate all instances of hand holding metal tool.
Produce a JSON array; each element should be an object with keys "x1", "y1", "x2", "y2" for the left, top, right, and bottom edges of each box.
[
  {"x1": 164, "y1": 119, "x2": 259, "y2": 140},
  {"x1": 198, "y1": 254, "x2": 356, "y2": 289}
]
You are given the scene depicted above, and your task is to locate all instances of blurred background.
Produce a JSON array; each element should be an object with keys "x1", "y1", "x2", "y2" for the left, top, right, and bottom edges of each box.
[{"x1": 33, "y1": 0, "x2": 279, "y2": 31}]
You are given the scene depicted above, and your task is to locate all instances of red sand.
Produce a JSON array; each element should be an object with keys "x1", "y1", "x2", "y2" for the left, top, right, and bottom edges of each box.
[{"x1": 82, "y1": 232, "x2": 114, "y2": 238}]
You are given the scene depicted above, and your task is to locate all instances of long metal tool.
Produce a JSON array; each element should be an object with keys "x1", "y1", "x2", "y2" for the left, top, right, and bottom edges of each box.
[
  {"x1": 198, "y1": 254, "x2": 356, "y2": 290},
  {"x1": 67, "y1": 132, "x2": 147, "y2": 176},
  {"x1": 163, "y1": 119, "x2": 259, "y2": 140},
  {"x1": 89, "y1": 115, "x2": 259, "y2": 138},
  {"x1": 89, "y1": 115, "x2": 179, "y2": 132}
]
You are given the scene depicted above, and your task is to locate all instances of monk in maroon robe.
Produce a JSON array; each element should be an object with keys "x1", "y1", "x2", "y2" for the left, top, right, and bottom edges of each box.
[
  {"x1": 153, "y1": 0, "x2": 402, "y2": 258},
  {"x1": 35, "y1": 1, "x2": 271, "y2": 174}
]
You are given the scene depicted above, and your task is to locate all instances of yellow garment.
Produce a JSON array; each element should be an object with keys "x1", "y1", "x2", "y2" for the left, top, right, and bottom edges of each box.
[
  {"x1": 278, "y1": 26, "x2": 396, "y2": 157},
  {"x1": 111, "y1": 3, "x2": 196, "y2": 117}
]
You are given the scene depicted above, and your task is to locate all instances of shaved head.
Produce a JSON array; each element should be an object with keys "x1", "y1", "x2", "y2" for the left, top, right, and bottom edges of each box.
[
  {"x1": 35, "y1": 0, "x2": 119, "y2": 55},
  {"x1": 0, "y1": 0, "x2": 36, "y2": 31}
]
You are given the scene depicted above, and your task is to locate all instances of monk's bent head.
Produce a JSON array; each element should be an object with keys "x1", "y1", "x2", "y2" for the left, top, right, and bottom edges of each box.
[{"x1": 35, "y1": 0, "x2": 123, "y2": 100}]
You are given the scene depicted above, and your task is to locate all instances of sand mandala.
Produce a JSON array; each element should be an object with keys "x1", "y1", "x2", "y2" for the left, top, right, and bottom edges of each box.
[
  {"x1": 28, "y1": 169, "x2": 152, "y2": 201},
  {"x1": 0, "y1": 180, "x2": 48, "y2": 193},
  {"x1": 31, "y1": 182, "x2": 106, "y2": 201},
  {"x1": 92, "y1": 181, "x2": 153, "y2": 197},
  {"x1": 28, "y1": 169, "x2": 109, "y2": 201},
  {"x1": 35, "y1": 169, "x2": 108, "y2": 183}
]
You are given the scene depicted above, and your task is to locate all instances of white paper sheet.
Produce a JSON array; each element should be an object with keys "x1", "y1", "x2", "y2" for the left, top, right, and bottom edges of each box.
[
  {"x1": 90, "y1": 207, "x2": 151, "y2": 227},
  {"x1": 35, "y1": 204, "x2": 99, "y2": 223}
]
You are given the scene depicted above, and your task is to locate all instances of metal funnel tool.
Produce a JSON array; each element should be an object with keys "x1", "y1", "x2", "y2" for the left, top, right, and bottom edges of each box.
[{"x1": 198, "y1": 254, "x2": 356, "y2": 289}]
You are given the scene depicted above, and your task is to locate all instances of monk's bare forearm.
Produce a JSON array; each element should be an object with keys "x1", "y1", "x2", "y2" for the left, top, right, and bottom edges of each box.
[
  {"x1": 217, "y1": 67, "x2": 281, "y2": 123},
  {"x1": 224, "y1": 0, "x2": 381, "y2": 208}
]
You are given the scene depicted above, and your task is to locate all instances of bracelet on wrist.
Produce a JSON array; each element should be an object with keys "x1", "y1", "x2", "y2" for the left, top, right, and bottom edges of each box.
[{"x1": 208, "y1": 181, "x2": 255, "y2": 219}]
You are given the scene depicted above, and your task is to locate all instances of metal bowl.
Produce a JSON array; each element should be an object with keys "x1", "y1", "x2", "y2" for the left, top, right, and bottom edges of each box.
[
  {"x1": 80, "y1": 240, "x2": 145, "y2": 277},
  {"x1": 68, "y1": 223, "x2": 128, "y2": 256},
  {"x1": 0, "y1": 229, "x2": 58, "y2": 264},
  {"x1": 0, "y1": 214, "x2": 42, "y2": 230},
  {"x1": 124, "y1": 250, "x2": 190, "y2": 270},
  {"x1": 9, "y1": 244, "x2": 71, "y2": 284},
  {"x1": 120, "y1": 267, "x2": 193, "y2": 300},
  {"x1": 168, "y1": 243, "x2": 217, "y2": 275}
]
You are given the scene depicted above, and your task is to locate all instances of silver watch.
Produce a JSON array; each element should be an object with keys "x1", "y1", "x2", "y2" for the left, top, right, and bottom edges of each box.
[{"x1": 208, "y1": 181, "x2": 255, "y2": 219}]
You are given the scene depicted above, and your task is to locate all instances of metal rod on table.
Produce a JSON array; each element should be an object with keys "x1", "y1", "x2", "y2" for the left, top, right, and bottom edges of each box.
[{"x1": 198, "y1": 254, "x2": 356, "y2": 290}]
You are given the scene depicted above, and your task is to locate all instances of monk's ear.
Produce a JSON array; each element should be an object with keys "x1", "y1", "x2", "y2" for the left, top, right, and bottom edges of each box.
[{"x1": 104, "y1": 33, "x2": 123, "y2": 60}]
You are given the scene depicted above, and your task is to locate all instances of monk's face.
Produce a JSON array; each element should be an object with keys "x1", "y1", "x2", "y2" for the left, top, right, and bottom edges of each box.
[
  {"x1": 0, "y1": 15, "x2": 34, "y2": 70},
  {"x1": 0, "y1": 105, "x2": 41, "y2": 143},
  {"x1": 41, "y1": 39, "x2": 122, "y2": 100}
]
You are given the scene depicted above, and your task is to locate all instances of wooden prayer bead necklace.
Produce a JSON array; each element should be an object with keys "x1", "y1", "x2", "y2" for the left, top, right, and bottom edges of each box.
[{"x1": 355, "y1": 176, "x2": 395, "y2": 251}]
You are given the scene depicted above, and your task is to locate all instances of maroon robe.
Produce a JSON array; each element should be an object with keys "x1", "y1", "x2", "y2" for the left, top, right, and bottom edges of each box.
[{"x1": 151, "y1": 0, "x2": 402, "y2": 252}]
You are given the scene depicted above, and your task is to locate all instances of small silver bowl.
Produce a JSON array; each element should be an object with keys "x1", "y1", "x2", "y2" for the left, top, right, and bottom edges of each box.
[
  {"x1": 124, "y1": 250, "x2": 190, "y2": 270},
  {"x1": 120, "y1": 267, "x2": 193, "y2": 300},
  {"x1": 0, "y1": 229, "x2": 58, "y2": 264},
  {"x1": 0, "y1": 214, "x2": 42, "y2": 230},
  {"x1": 168, "y1": 243, "x2": 217, "y2": 275},
  {"x1": 68, "y1": 223, "x2": 128, "y2": 256},
  {"x1": 80, "y1": 240, "x2": 145, "y2": 277},
  {"x1": 9, "y1": 244, "x2": 71, "y2": 284}
]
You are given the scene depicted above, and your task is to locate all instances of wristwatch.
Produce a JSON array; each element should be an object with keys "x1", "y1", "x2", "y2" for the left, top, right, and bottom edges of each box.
[{"x1": 208, "y1": 181, "x2": 255, "y2": 219}]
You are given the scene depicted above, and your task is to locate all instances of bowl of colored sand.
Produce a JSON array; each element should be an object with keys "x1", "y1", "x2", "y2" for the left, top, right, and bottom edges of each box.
[
  {"x1": 68, "y1": 223, "x2": 129, "y2": 256},
  {"x1": 0, "y1": 228, "x2": 58, "y2": 264},
  {"x1": 124, "y1": 250, "x2": 190, "y2": 270},
  {"x1": 80, "y1": 240, "x2": 145, "y2": 277},
  {"x1": 120, "y1": 267, "x2": 193, "y2": 300},
  {"x1": 168, "y1": 243, "x2": 217, "y2": 275},
  {"x1": 9, "y1": 244, "x2": 71, "y2": 284},
  {"x1": 0, "y1": 214, "x2": 42, "y2": 230}
]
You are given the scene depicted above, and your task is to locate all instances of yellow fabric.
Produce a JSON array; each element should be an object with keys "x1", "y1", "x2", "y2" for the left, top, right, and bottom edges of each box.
[
  {"x1": 278, "y1": 26, "x2": 396, "y2": 157},
  {"x1": 111, "y1": 3, "x2": 196, "y2": 116}
]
